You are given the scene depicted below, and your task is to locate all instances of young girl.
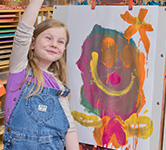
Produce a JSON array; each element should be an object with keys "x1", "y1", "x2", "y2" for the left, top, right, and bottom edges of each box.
[{"x1": 3, "y1": 0, "x2": 79, "y2": 149}]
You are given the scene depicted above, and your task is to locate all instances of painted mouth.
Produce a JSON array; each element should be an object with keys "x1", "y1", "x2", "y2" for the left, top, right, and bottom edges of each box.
[{"x1": 90, "y1": 52, "x2": 135, "y2": 96}]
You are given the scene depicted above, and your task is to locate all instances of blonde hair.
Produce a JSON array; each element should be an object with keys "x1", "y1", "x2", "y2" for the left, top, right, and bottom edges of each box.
[{"x1": 26, "y1": 19, "x2": 69, "y2": 97}]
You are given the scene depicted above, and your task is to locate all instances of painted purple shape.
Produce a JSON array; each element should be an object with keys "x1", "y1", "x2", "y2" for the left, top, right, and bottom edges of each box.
[{"x1": 77, "y1": 25, "x2": 139, "y2": 121}]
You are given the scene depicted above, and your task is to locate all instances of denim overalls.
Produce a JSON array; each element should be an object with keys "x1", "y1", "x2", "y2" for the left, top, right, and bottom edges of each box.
[{"x1": 3, "y1": 70, "x2": 70, "y2": 150}]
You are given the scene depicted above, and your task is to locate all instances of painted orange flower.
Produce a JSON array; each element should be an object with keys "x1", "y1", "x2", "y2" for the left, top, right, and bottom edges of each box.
[{"x1": 120, "y1": 8, "x2": 154, "y2": 57}]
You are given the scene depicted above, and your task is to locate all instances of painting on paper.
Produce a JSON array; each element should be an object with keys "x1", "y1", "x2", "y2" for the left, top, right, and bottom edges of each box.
[
  {"x1": 53, "y1": 6, "x2": 166, "y2": 150},
  {"x1": 72, "y1": 8, "x2": 154, "y2": 150}
]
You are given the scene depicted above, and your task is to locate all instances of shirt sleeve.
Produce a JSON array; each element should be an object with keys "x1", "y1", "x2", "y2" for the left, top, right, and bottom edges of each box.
[
  {"x1": 56, "y1": 79, "x2": 76, "y2": 132},
  {"x1": 59, "y1": 96, "x2": 77, "y2": 132},
  {"x1": 9, "y1": 20, "x2": 35, "y2": 73}
]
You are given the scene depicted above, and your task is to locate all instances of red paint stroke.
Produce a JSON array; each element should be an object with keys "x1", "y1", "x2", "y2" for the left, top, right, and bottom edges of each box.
[{"x1": 109, "y1": 72, "x2": 121, "y2": 85}]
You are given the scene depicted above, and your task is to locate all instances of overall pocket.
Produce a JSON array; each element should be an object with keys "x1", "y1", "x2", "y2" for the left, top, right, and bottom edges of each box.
[{"x1": 26, "y1": 94, "x2": 56, "y2": 125}]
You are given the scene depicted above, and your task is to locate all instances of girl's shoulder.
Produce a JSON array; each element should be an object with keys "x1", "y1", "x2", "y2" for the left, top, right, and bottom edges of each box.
[{"x1": 7, "y1": 69, "x2": 26, "y2": 89}]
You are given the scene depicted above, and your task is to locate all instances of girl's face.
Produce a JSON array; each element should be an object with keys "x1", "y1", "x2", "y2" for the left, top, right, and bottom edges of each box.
[{"x1": 31, "y1": 27, "x2": 67, "y2": 70}]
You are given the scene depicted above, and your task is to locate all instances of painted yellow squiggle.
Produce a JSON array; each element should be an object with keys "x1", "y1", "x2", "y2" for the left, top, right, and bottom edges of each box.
[
  {"x1": 124, "y1": 113, "x2": 153, "y2": 139},
  {"x1": 71, "y1": 110, "x2": 103, "y2": 128},
  {"x1": 90, "y1": 52, "x2": 135, "y2": 96}
]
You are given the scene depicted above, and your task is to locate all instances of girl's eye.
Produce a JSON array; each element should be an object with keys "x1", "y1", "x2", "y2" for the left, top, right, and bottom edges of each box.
[
  {"x1": 46, "y1": 36, "x2": 51, "y2": 40},
  {"x1": 58, "y1": 40, "x2": 65, "y2": 44}
]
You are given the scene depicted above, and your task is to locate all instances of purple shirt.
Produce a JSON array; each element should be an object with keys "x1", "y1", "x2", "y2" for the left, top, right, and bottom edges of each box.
[{"x1": 5, "y1": 69, "x2": 60, "y2": 123}]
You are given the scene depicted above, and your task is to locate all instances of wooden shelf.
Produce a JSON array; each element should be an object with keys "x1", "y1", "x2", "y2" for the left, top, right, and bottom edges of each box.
[
  {"x1": 0, "y1": 60, "x2": 9, "y2": 65},
  {"x1": 0, "y1": 14, "x2": 17, "y2": 18},
  {"x1": 0, "y1": 49, "x2": 12, "y2": 54},
  {"x1": 0, "y1": 36, "x2": 14, "y2": 39},
  {"x1": 0, "y1": 40, "x2": 14, "y2": 44},
  {"x1": 0, "y1": 24, "x2": 17, "y2": 28},
  {"x1": 0, "y1": 65, "x2": 9, "y2": 71}
]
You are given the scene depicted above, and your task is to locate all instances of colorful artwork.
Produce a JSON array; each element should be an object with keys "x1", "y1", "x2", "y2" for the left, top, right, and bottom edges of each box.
[
  {"x1": 71, "y1": 8, "x2": 154, "y2": 149},
  {"x1": 53, "y1": 5, "x2": 166, "y2": 150}
]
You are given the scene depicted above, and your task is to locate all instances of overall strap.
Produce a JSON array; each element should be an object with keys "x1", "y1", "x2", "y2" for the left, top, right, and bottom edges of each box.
[{"x1": 61, "y1": 84, "x2": 70, "y2": 97}]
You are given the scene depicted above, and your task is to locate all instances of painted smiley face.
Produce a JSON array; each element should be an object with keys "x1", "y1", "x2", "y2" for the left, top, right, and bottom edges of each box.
[{"x1": 76, "y1": 24, "x2": 146, "y2": 121}]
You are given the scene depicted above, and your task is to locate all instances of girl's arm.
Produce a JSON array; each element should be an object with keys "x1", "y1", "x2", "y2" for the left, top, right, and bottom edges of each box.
[
  {"x1": 9, "y1": 0, "x2": 44, "y2": 73},
  {"x1": 21, "y1": 0, "x2": 44, "y2": 27},
  {"x1": 65, "y1": 131, "x2": 79, "y2": 150}
]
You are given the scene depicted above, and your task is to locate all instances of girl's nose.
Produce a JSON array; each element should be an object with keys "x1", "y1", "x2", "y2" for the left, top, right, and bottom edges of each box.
[{"x1": 51, "y1": 41, "x2": 57, "y2": 48}]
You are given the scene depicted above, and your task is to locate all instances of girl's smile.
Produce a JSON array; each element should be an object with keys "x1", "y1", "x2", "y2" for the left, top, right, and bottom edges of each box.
[{"x1": 46, "y1": 50, "x2": 57, "y2": 54}]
